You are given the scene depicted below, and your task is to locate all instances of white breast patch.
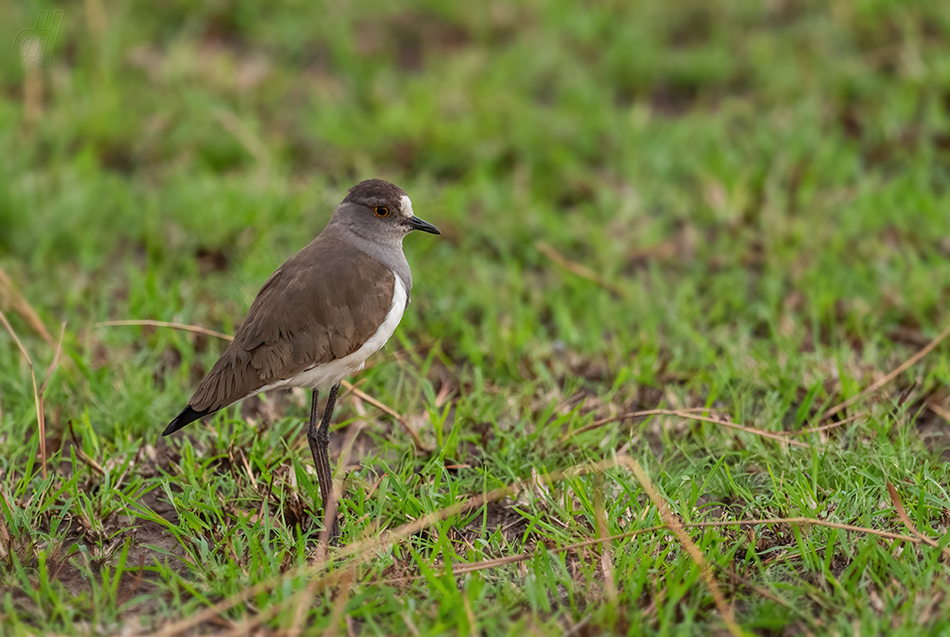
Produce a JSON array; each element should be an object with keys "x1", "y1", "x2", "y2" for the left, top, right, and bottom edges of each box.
[{"x1": 249, "y1": 271, "x2": 408, "y2": 398}]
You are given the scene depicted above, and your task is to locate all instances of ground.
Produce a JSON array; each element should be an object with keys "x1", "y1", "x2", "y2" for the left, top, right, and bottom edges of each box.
[{"x1": 2, "y1": 0, "x2": 950, "y2": 635}]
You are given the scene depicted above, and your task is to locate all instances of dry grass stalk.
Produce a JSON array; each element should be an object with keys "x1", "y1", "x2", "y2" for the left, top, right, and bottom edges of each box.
[
  {"x1": 821, "y1": 321, "x2": 950, "y2": 421},
  {"x1": 462, "y1": 591, "x2": 478, "y2": 637},
  {"x1": 286, "y1": 576, "x2": 322, "y2": 637},
  {"x1": 96, "y1": 319, "x2": 232, "y2": 341},
  {"x1": 343, "y1": 382, "x2": 431, "y2": 452},
  {"x1": 886, "y1": 482, "x2": 950, "y2": 560},
  {"x1": 0, "y1": 311, "x2": 65, "y2": 479},
  {"x1": 22, "y1": 52, "x2": 43, "y2": 130},
  {"x1": 0, "y1": 267, "x2": 54, "y2": 346},
  {"x1": 781, "y1": 412, "x2": 866, "y2": 437},
  {"x1": 536, "y1": 241, "x2": 629, "y2": 298},
  {"x1": 926, "y1": 400, "x2": 950, "y2": 424},
  {"x1": 68, "y1": 420, "x2": 105, "y2": 476},
  {"x1": 326, "y1": 568, "x2": 354, "y2": 637},
  {"x1": 593, "y1": 472, "x2": 617, "y2": 603},
  {"x1": 619, "y1": 455, "x2": 742, "y2": 637},
  {"x1": 563, "y1": 408, "x2": 809, "y2": 448}
]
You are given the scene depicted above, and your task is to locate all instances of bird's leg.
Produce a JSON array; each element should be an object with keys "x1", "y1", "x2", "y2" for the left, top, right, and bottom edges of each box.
[{"x1": 307, "y1": 385, "x2": 341, "y2": 542}]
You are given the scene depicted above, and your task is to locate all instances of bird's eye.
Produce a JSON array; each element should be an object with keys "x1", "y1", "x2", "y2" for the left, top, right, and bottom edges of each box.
[{"x1": 375, "y1": 206, "x2": 390, "y2": 218}]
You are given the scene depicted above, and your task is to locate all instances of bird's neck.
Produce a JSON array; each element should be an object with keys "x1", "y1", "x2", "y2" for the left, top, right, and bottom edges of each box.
[{"x1": 337, "y1": 227, "x2": 413, "y2": 292}]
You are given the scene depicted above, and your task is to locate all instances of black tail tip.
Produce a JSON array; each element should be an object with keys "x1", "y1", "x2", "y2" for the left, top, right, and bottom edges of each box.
[{"x1": 163, "y1": 405, "x2": 211, "y2": 436}]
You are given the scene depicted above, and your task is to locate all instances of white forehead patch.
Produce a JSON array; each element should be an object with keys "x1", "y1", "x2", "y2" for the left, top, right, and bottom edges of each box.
[{"x1": 401, "y1": 194, "x2": 414, "y2": 217}]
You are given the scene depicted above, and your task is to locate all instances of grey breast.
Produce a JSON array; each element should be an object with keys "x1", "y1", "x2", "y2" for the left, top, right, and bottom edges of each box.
[{"x1": 188, "y1": 231, "x2": 396, "y2": 413}]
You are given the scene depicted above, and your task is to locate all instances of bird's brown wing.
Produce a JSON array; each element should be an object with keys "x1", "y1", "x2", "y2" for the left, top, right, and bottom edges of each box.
[{"x1": 184, "y1": 237, "x2": 396, "y2": 417}]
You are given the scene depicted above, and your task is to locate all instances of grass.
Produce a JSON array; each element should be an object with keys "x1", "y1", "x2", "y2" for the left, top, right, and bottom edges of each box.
[{"x1": 3, "y1": 0, "x2": 950, "y2": 634}]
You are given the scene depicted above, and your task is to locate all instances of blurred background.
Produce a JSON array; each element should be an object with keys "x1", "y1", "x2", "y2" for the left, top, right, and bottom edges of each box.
[
  {"x1": 4, "y1": 0, "x2": 950, "y2": 632},
  {"x1": 2, "y1": 0, "x2": 950, "y2": 433}
]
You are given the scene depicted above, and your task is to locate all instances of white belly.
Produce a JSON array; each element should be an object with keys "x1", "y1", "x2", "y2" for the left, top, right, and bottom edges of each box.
[{"x1": 255, "y1": 272, "x2": 408, "y2": 395}]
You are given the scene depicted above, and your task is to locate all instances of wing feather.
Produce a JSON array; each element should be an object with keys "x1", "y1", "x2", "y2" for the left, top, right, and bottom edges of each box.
[{"x1": 188, "y1": 235, "x2": 396, "y2": 413}]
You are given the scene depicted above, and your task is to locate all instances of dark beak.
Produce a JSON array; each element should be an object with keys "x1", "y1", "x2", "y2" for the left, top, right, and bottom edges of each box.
[{"x1": 407, "y1": 215, "x2": 441, "y2": 235}]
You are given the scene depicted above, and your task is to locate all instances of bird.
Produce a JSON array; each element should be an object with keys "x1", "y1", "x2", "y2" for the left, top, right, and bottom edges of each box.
[{"x1": 163, "y1": 179, "x2": 440, "y2": 540}]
